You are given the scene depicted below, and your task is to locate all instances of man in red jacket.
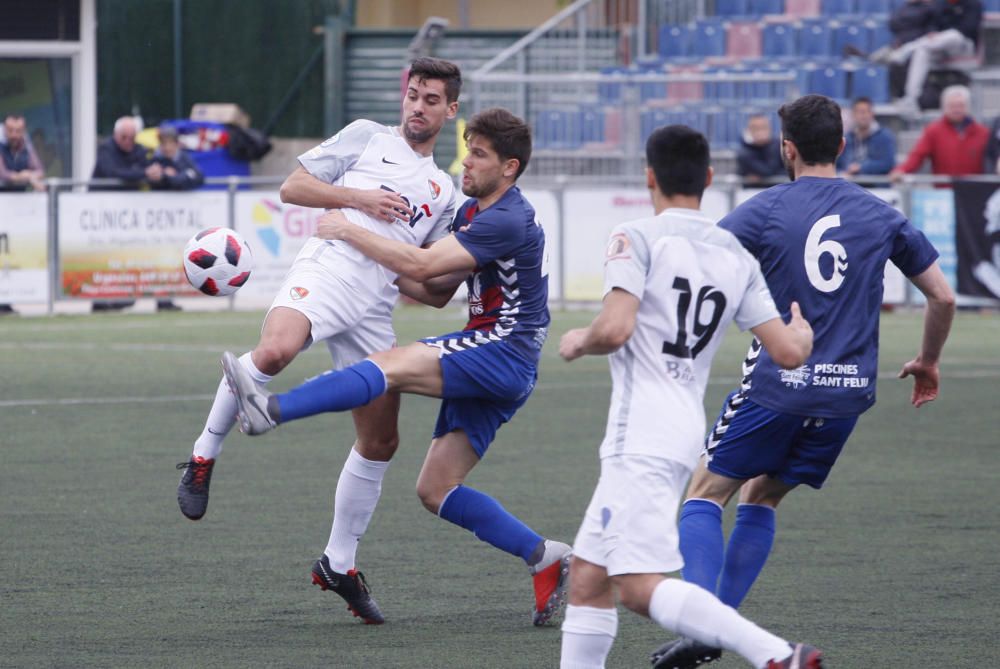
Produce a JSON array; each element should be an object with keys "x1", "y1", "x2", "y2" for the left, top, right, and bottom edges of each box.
[{"x1": 891, "y1": 85, "x2": 988, "y2": 182}]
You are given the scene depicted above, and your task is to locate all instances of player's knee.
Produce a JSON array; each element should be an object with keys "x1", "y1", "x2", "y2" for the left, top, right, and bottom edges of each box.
[
  {"x1": 355, "y1": 433, "x2": 400, "y2": 461},
  {"x1": 415, "y1": 479, "x2": 442, "y2": 514},
  {"x1": 252, "y1": 341, "x2": 297, "y2": 375},
  {"x1": 614, "y1": 579, "x2": 650, "y2": 617}
]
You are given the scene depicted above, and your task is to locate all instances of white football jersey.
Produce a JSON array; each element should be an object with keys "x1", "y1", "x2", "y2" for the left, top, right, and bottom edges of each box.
[
  {"x1": 598, "y1": 208, "x2": 780, "y2": 467},
  {"x1": 297, "y1": 119, "x2": 456, "y2": 284}
]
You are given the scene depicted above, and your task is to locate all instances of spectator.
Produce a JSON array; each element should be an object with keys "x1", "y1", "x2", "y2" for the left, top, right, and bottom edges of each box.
[
  {"x1": 150, "y1": 125, "x2": 204, "y2": 312},
  {"x1": 985, "y1": 115, "x2": 1000, "y2": 174},
  {"x1": 887, "y1": 0, "x2": 936, "y2": 48},
  {"x1": 151, "y1": 125, "x2": 204, "y2": 191},
  {"x1": 891, "y1": 85, "x2": 988, "y2": 181},
  {"x1": 91, "y1": 116, "x2": 163, "y2": 191},
  {"x1": 883, "y1": 0, "x2": 983, "y2": 115},
  {"x1": 90, "y1": 116, "x2": 160, "y2": 312},
  {"x1": 736, "y1": 114, "x2": 784, "y2": 185},
  {"x1": 0, "y1": 114, "x2": 45, "y2": 192},
  {"x1": 838, "y1": 97, "x2": 897, "y2": 177}
]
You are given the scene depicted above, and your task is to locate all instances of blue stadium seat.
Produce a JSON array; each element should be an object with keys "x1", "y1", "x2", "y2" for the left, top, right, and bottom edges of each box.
[
  {"x1": 716, "y1": 0, "x2": 750, "y2": 16},
  {"x1": 659, "y1": 24, "x2": 692, "y2": 58},
  {"x1": 533, "y1": 110, "x2": 584, "y2": 150},
  {"x1": 749, "y1": 0, "x2": 785, "y2": 14},
  {"x1": 635, "y1": 62, "x2": 669, "y2": 102},
  {"x1": 856, "y1": 0, "x2": 891, "y2": 13},
  {"x1": 598, "y1": 66, "x2": 627, "y2": 103},
  {"x1": 762, "y1": 22, "x2": 797, "y2": 56},
  {"x1": 850, "y1": 64, "x2": 890, "y2": 103},
  {"x1": 706, "y1": 107, "x2": 744, "y2": 149},
  {"x1": 866, "y1": 18, "x2": 892, "y2": 49},
  {"x1": 580, "y1": 108, "x2": 606, "y2": 144},
  {"x1": 799, "y1": 19, "x2": 834, "y2": 57},
  {"x1": 693, "y1": 19, "x2": 727, "y2": 57},
  {"x1": 833, "y1": 21, "x2": 870, "y2": 56},
  {"x1": 985, "y1": 0, "x2": 1000, "y2": 10},
  {"x1": 802, "y1": 65, "x2": 848, "y2": 99},
  {"x1": 821, "y1": 0, "x2": 856, "y2": 15}
]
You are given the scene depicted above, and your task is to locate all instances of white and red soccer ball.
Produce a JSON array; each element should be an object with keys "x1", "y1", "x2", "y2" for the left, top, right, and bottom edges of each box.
[{"x1": 183, "y1": 227, "x2": 254, "y2": 296}]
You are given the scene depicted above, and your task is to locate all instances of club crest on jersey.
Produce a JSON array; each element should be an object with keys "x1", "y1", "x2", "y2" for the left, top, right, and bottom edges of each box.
[
  {"x1": 428, "y1": 179, "x2": 441, "y2": 200},
  {"x1": 290, "y1": 286, "x2": 310, "y2": 301},
  {"x1": 779, "y1": 364, "x2": 811, "y2": 389},
  {"x1": 606, "y1": 233, "x2": 631, "y2": 261},
  {"x1": 468, "y1": 273, "x2": 484, "y2": 315}
]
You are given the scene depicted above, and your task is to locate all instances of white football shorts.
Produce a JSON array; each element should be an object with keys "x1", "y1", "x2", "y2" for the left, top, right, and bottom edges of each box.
[
  {"x1": 267, "y1": 238, "x2": 397, "y2": 368},
  {"x1": 572, "y1": 454, "x2": 692, "y2": 577}
]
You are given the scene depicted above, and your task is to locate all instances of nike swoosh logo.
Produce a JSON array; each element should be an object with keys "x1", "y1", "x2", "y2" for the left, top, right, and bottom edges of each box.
[
  {"x1": 207, "y1": 427, "x2": 225, "y2": 436},
  {"x1": 247, "y1": 394, "x2": 270, "y2": 422},
  {"x1": 381, "y1": 157, "x2": 399, "y2": 165}
]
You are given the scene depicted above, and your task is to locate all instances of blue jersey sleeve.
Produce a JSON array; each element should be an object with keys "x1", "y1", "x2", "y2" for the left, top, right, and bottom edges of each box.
[
  {"x1": 718, "y1": 190, "x2": 776, "y2": 257},
  {"x1": 454, "y1": 203, "x2": 525, "y2": 267},
  {"x1": 890, "y1": 217, "x2": 939, "y2": 277}
]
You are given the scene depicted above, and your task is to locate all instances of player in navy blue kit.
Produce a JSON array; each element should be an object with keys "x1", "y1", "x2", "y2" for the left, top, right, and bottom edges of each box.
[
  {"x1": 221, "y1": 108, "x2": 572, "y2": 629},
  {"x1": 651, "y1": 95, "x2": 956, "y2": 669}
]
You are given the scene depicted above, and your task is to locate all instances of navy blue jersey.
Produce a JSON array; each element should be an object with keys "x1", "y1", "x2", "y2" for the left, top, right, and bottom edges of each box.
[
  {"x1": 451, "y1": 186, "x2": 550, "y2": 362},
  {"x1": 721, "y1": 177, "x2": 939, "y2": 417}
]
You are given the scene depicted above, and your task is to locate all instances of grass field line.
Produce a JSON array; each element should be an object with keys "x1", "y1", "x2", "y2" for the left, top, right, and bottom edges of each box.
[{"x1": 3, "y1": 366, "x2": 997, "y2": 409}]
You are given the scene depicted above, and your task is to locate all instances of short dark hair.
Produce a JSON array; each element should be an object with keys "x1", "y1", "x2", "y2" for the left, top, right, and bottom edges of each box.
[
  {"x1": 778, "y1": 95, "x2": 843, "y2": 165},
  {"x1": 408, "y1": 57, "x2": 462, "y2": 103},
  {"x1": 646, "y1": 124, "x2": 710, "y2": 198},
  {"x1": 465, "y1": 108, "x2": 532, "y2": 179},
  {"x1": 852, "y1": 96, "x2": 873, "y2": 108}
]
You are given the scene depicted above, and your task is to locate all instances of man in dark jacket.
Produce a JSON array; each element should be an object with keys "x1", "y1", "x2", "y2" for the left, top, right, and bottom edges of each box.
[
  {"x1": 151, "y1": 125, "x2": 204, "y2": 191},
  {"x1": 736, "y1": 114, "x2": 784, "y2": 185},
  {"x1": 91, "y1": 116, "x2": 163, "y2": 190},
  {"x1": 89, "y1": 116, "x2": 162, "y2": 311},
  {"x1": 885, "y1": 0, "x2": 982, "y2": 114},
  {"x1": 985, "y1": 116, "x2": 1000, "y2": 174},
  {"x1": 837, "y1": 97, "x2": 897, "y2": 177}
]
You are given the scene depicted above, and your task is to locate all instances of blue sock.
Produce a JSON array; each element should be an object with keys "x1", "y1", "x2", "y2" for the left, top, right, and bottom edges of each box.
[
  {"x1": 717, "y1": 504, "x2": 775, "y2": 609},
  {"x1": 678, "y1": 499, "x2": 725, "y2": 594},
  {"x1": 276, "y1": 359, "x2": 387, "y2": 423},
  {"x1": 438, "y1": 485, "x2": 544, "y2": 563}
]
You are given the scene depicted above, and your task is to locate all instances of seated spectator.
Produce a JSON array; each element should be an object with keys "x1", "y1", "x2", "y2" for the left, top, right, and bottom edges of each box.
[
  {"x1": 90, "y1": 115, "x2": 161, "y2": 312},
  {"x1": 890, "y1": 85, "x2": 988, "y2": 181},
  {"x1": 838, "y1": 97, "x2": 897, "y2": 177},
  {"x1": 881, "y1": 0, "x2": 982, "y2": 115},
  {"x1": 149, "y1": 125, "x2": 204, "y2": 312},
  {"x1": 985, "y1": 115, "x2": 1000, "y2": 174},
  {"x1": 91, "y1": 116, "x2": 163, "y2": 191},
  {"x1": 151, "y1": 125, "x2": 204, "y2": 191},
  {"x1": 0, "y1": 114, "x2": 45, "y2": 192},
  {"x1": 736, "y1": 114, "x2": 784, "y2": 185}
]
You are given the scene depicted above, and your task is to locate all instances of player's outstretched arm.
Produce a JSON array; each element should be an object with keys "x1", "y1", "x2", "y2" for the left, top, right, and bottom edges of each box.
[
  {"x1": 317, "y1": 210, "x2": 477, "y2": 281},
  {"x1": 899, "y1": 262, "x2": 956, "y2": 407},
  {"x1": 280, "y1": 166, "x2": 410, "y2": 222},
  {"x1": 559, "y1": 288, "x2": 640, "y2": 361},
  {"x1": 750, "y1": 301, "x2": 814, "y2": 370}
]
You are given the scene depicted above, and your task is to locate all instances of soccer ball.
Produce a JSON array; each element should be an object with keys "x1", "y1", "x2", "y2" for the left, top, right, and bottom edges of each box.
[{"x1": 183, "y1": 227, "x2": 254, "y2": 296}]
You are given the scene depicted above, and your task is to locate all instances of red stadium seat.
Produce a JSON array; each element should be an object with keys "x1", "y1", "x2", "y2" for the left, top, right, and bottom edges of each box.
[{"x1": 727, "y1": 21, "x2": 764, "y2": 59}]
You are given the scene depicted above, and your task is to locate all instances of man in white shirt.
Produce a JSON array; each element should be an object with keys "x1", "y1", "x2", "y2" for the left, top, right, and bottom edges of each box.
[
  {"x1": 177, "y1": 57, "x2": 463, "y2": 624},
  {"x1": 557, "y1": 125, "x2": 822, "y2": 669}
]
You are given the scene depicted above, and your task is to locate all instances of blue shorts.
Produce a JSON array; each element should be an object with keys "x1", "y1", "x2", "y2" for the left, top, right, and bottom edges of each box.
[
  {"x1": 423, "y1": 331, "x2": 538, "y2": 458},
  {"x1": 705, "y1": 391, "x2": 859, "y2": 489}
]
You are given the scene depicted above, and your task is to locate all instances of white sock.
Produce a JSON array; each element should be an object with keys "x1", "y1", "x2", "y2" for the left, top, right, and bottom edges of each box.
[
  {"x1": 648, "y1": 579, "x2": 790, "y2": 669},
  {"x1": 560, "y1": 605, "x2": 618, "y2": 669},
  {"x1": 192, "y1": 352, "x2": 272, "y2": 460},
  {"x1": 325, "y1": 447, "x2": 390, "y2": 573}
]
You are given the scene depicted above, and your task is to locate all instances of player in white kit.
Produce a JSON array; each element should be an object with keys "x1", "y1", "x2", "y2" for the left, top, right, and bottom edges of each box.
[
  {"x1": 557, "y1": 126, "x2": 823, "y2": 669},
  {"x1": 177, "y1": 58, "x2": 464, "y2": 623}
]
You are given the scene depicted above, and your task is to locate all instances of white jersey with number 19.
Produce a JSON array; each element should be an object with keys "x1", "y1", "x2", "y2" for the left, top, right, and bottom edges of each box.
[{"x1": 599, "y1": 208, "x2": 780, "y2": 468}]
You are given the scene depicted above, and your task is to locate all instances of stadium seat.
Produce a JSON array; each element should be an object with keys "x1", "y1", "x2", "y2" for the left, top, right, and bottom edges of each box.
[
  {"x1": 801, "y1": 64, "x2": 848, "y2": 99},
  {"x1": 833, "y1": 21, "x2": 870, "y2": 56},
  {"x1": 659, "y1": 24, "x2": 691, "y2": 59},
  {"x1": 850, "y1": 64, "x2": 890, "y2": 103},
  {"x1": 750, "y1": 0, "x2": 786, "y2": 15},
  {"x1": 799, "y1": 19, "x2": 834, "y2": 57},
  {"x1": 857, "y1": 0, "x2": 892, "y2": 14},
  {"x1": 727, "y1": 21, "x2": 764, "y2": 59},
  {"x1": 693, "y1": 19, "x2": 727, "y2": 57},
  {"x1": 784, "y1": 0, "x2": 820, "y2": 16},
  {"x1": 533, "y1": 110, "x2": 583, "y2": 150},
  {"x1": 580, "y1": 107, "x2": 606, "y2": 144},
  {"x1": 665, "y1": 64, "x2": 705, "y2": 103},
  {"x1": 598, "y1": 66, "x2": 627, "y2": 103},
  {"x1": 716, "y1": 0, "x2": 751, "y2": 16},
  {"x1": 821, "y1": 0, "x2": 856, "y2": 15},
  {"x1": 762, "y1": 22, "x2": 797, "y2": 56},
  {"x1": 867, "y1": 18, "x2": 892, "y2": 49},
  {"x1": 984, "y1": 0, "x2": 1000, "y2": 10}
]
